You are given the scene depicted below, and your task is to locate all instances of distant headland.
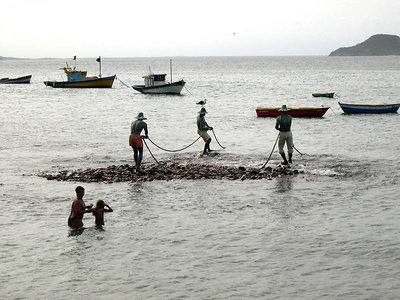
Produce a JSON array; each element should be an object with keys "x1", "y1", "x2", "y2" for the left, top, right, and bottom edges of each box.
[
  {"x1": 0, "y1": 56, "x2": 56, "y2": 60},
  {"x1": 329, "y1": 34, "x2": 400, "y2": 56},
  {"x1": 0, "y1": 56, "x2": 19, "y2": 60},
  {"x1": 0, "y1": 56, "x2": 30, "y2": 60}
]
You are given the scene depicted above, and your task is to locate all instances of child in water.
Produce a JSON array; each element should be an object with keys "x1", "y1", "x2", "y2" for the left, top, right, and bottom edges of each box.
[{"x1": 92, "y1": 200, "x2": 113, "y2": 226}]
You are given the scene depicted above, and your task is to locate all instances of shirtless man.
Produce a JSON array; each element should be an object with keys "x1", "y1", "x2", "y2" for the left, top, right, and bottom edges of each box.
[
  {"x1": 129, "y1": 112, "x2": 149, "y2": 172},
  {"x1": 68, "y1": 186, "x2": 93, "y2": 227}
]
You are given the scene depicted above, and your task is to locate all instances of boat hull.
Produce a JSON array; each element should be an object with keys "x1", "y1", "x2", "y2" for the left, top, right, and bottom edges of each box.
[
  {"x1": 338, "y1": 102, "x2": 400, "y2": 114},
  {"x1": 312, "y1": 93, "x2": 334, "y2": 98},
  {"x1": 0, "y1": 75, "x2": 32, "y2": 84},
  {"x1": 132, "y1": 80, "x2": 185, "y2": 95},
  {"x1": 256, "y1": 106, "x2": 330, "y2": 117},
  {"x1": 43, "y1": 75, "x2": 116, "y2": 88}
]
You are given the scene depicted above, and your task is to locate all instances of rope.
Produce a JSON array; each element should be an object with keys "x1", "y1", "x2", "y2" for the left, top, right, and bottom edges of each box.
[
  {"x1": 211, "y1": 129, "x2": 226, "y2": 149},
  {"x1": 293, "y1": 145, "x2": 303, "y2": 156},
  {"x1": 184, "y1": 86, "x2": 193, "y2": 95},
  {"x1": 260, "y1": 133, "x2": 279, "y2": 169},
  {"x1": 147, "y1": 136, "x2": 201, "y2": 152},
  {"x1": 117, "y1": 77, "x2": 131, "y2": 88},
  {"x1": 142, "y1": 138, "x2": 161, "y2": 165}
]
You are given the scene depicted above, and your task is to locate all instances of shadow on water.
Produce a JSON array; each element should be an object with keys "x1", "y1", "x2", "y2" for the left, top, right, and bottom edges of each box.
[
  {"x1": 95, "y1": 224, "x2": 105, "y2": 231},
  {"x1": 68, "y1": 225, "x2": 106, "y2": 238},
  {"x1": 274, "y1": 176, "x2": 294, "y2": 193},
  {"x1": 68, "y1": 227, "x2": 85, "y2": 237}
]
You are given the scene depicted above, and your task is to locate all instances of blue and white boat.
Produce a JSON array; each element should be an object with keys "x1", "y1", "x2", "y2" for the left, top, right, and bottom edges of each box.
[
  {"x1": 132, "y1": 59, "x2": 185, "y2": 95},
  {"x1": 338, "y1": 102, "x2": 400, "y2": 114}
]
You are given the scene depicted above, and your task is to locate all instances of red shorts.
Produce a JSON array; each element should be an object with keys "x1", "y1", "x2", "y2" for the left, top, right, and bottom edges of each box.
[{"x1": 129, "y1": 134, "x2": 143, "y2": 147}]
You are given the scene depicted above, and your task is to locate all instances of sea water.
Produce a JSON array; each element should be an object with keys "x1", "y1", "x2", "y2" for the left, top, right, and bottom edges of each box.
[{"x1": 0, "y1": 56, "x2": 400, "y2": 299}]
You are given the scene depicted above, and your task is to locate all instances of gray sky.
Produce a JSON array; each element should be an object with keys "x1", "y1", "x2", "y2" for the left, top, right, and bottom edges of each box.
[{"x1": 1, "y1": 0, "x2": 399, "y2": 58}]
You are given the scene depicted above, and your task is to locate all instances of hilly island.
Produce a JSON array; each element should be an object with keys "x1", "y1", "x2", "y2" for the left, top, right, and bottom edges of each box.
[{"x1": 330, "y1": 34, "x2": 400, "y2": 56}]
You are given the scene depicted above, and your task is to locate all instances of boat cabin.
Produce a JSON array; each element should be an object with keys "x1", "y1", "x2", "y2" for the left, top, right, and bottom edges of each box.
[
  {"x1": 143, "y1": 74, "x2": 167, "y2": 87},
  {"x1": 61, "y1": 67, "x2": 90, "y2": 81}
]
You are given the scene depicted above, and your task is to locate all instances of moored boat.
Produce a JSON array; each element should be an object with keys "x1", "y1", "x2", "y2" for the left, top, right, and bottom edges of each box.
[
  {"x1": 44, "y1": 56, "x2": 115, "y2": 88},
  {"x1": 132, "y1": 76, "x2": 185, "y2": 94},
  {"x1": 312, "y1": 92, "x2": 335, "y2": 98},
  {"x1": 132, "y1": 59, "x2": 185, "y2": 95},
  {"x1": 0, "y1": 75, "x2": 32, "y2": 84},
  {"x1": 338, "y1": 102, "x2": 400, "y2": 114},
  {"x1": 256, "y1": 106, "x2": 330, "y2": 117}
]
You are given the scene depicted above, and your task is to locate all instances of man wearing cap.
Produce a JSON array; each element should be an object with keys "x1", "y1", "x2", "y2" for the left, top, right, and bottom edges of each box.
[
  {"x1": 197, "y1": 107, "x2": 213, "y2": 154},
  {"x1": 129, "y1": 112, "x2": 148, "y2": 172},
  {"x1": 275, "y1": 105, "x2": 293, "y2": 165}
]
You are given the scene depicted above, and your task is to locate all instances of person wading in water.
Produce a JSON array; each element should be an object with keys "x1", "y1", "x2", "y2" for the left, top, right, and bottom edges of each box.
[
  {"x1": 275, "y1": 105, "x2": 293, "y2": 165},
  {"x1": 92, "y1": 200, "x2": 113, "y2": 226},
  {"x1": 197, "y1": 107, "x2": 213, "y2": 155},
  {"x1": 68, "y1": 186, "x2": 93, "y2": 227},
  {"x1": 129, "y1": 112, "x2": 148, "y2": 172}
]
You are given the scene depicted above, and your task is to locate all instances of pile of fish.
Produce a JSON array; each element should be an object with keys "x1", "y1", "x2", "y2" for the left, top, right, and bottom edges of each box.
[{"x1": 38, "y1": 162, "x2": 301, "y2": 183}]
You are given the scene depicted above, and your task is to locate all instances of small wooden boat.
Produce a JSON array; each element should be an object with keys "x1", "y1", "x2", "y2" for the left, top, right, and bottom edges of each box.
[
  {"x1": 44, "y1": 57, "x2": 115, "y2": 88},
  {"x1": 0, "y1": 75, "x2": 31, "y2": 84},
  {"x1": 256, "y1": 106, "x2": 330, "y2": 117},
  {"x1": 338, "y1": 102, "x2": 400, "y2": 114},
  {"x1": 132, "y1": 59, "x2": 185, "y2": 95},
  {"x1": 312, "y1": 92, "x2": 335, "y2": 98}
]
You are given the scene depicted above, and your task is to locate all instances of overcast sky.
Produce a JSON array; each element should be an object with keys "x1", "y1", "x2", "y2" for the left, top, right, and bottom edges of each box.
[{"x1": 1, "y1": 0, "x2": 399, "y2": 58}]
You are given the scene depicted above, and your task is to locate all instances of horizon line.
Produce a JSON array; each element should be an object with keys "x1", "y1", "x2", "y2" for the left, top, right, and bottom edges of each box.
[{"x1": 0, "y1": 54, "x2": 333, "y2": 60}]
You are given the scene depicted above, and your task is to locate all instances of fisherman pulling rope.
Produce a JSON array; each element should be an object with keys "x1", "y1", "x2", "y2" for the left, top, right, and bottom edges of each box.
[
  {"x1": 197, "y1": 107, "x2": 214, "y2": 154},
  {"x1": 129, "y1": 112, "x2": 148, "y2": 172},
  {"x1": 275, "y1": 105, "x2": 294, "y2": 165},
  {"x1": 130, "y1": 105, "x2": 226, "y2": 172}
]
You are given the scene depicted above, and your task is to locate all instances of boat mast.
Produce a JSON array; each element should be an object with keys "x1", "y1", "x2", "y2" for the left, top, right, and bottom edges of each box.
[
  {"x1": 170, "y1": 59, "x2": 172, "y2": 83},
  {"x1": 97, "y1": 56, "x2": 102, "y2": 77}
]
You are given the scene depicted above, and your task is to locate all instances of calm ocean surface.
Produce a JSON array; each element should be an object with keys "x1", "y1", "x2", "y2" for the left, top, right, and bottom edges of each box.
[{"x1": 1, "y1": 56, "x2": 399, "y2": 299}]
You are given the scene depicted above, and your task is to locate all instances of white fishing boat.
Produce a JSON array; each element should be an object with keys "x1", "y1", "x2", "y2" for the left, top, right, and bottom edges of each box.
[
  {"x1": 132, "y1": 59, "x2": 185, "y2": 95},
  {"x1": 0, "y1": 75, "x2": 31, "y2": 84}
]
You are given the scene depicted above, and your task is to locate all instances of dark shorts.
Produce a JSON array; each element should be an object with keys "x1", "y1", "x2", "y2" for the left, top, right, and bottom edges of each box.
[
  {"x1": 129, "y1": 134, "x2": 143, "y2": 147},
  {"x1": 68, "y1": 216, "x2": 83, "y2": 227}
]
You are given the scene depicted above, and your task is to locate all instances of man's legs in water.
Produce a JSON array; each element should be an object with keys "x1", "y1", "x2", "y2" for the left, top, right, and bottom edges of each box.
[
  {"x1": 206, "y1": 138, "x2": 213, "y2": 152},
  {"x1": 137, "y1": 147, "x2": 143, "y2": 171},
  {"x1": 132, "y1": 146, "x2": 138, "y2": 166},
  {"x1": 280, "y1": 152, "x2": 289, "y2": 165},
  {"x1": 204, "y1": 138, "x2": 212, "y2": 154}
]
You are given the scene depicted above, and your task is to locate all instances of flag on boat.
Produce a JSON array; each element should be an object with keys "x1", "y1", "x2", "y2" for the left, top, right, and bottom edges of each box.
[
  {"x1": 96, "y1": 56, "x2": 101, "y2": 62},
  {"x1": 73, "y1": 56, "x2": 76, "y2": 60}
]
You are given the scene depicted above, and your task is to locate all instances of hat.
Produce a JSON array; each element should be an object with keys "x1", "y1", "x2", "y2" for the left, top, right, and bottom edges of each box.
[
  {"x1": 198, "y1": 107, "x2": 208, "y2": 115},
  {"x1": 278, "y1": 105, "x2": 290, "y2": 112},
  {"x1": 136, "y1": 112, "x2": 147, "y2": 120}
]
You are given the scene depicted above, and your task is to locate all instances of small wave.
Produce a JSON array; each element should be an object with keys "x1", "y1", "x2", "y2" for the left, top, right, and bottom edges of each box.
[{"x1": 305, "y1": 168, "x2": 344, "y2": 176}]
